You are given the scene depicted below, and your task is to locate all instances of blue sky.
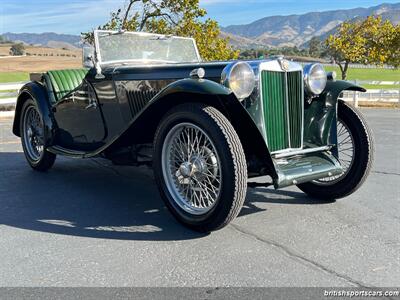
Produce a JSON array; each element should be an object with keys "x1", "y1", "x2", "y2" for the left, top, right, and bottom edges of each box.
[{"x1": 0, "y1": 0, "x2": 398, "y2": 35}]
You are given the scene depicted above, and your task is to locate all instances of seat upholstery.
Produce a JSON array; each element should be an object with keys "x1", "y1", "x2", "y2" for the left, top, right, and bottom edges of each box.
[{"x1": 46, "y1": 69, "x2": 89, "y2": 102}]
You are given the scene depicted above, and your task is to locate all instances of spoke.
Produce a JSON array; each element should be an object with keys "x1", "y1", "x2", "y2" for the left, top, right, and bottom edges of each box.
[
  {"x1": 184, "y1": 128, "x2": 190, "y2": 160},
  {"x1": 192, "y1": 177, "x2": 215, "y2": 206},
  {"x1": 339, "y1": 135, "x2": 352, "y2": 145},
  {"x1": 184, "y1": 183, "x2": 190, "y2": 200},
  {"x1": 171, "y1": 148, "x2": 185, "y2": 163},
  {"x1": 337, "y1": 124, "x2": 345, "y2": 135},
  {"x1": 176, "y1": 140, "x2": 188, "y2": 161},
  {"x1": 203, "y1": 175, "x2": 219, "y2": 195},
  {"x1": 193, "y1": 129, "x2": 200, "y2": 154},
  {"x1": 204, "y1": 169, "x2": 221, "y2": 183},
  {"x1": 205, "y1": 161, "x2": 218, "y2": 168},
  {"x1": 340, "y1": 147, "x2": 354, "y2": 152},
  {"x1": 190, "y1": 181, "x2": 197, "y2": 207},
  {"x1": 339, "y1": 151, "x2": 353, "y2": 159},
  {"x1": 317, "y1": 119, "x2": 355, "y2": 184},
  {"x1": 193, "y1": 176, "x2": 215, "y2": 195},
  {"x1": 339, "y1": 158, "x2": 352, "y2": 163}
]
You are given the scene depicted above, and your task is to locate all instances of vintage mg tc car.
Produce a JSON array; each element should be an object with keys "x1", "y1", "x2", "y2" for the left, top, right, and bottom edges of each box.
[{"x1": 13, "y1": 30, "x2": 374, "y2": 232}]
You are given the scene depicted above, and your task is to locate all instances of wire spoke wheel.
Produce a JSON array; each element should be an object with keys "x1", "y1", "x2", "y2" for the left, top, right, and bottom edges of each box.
[
  {"x1": 22, "y1": 105, "x2": 44, "y2": 162},
  {"x1": 161, "y1": 123, "x2": 222, "y2": 215},
  {"x1": 315, "y1": 119, "x2": 355, "y2": 184},
  {"x1": 154, "y1": 104, "x2": 247, "y2": 231},
  {"x1": 297, "y1": 101, "x2": 373, "y2": 200}
]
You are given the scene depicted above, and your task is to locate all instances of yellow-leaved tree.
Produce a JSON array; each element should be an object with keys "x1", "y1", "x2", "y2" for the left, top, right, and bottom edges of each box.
[
  {"x1": 326, "y1": 16, "x2": 400, "y2": 80},
  {"x1": 82, "y1": 0, "x2": 239, "y2": 61}
]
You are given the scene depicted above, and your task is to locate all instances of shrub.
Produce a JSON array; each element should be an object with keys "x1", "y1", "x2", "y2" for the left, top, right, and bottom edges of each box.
[{"x1": 9, "y1": 43, "x2": 25, "y2": 56}]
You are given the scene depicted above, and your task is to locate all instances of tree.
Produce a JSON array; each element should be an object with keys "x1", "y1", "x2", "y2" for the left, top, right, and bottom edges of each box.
[
  {"x1": 83, "y1": 0, "x2": 238, "y2": 61},
  {"x1": 386, "y1": 25, "x2": 400, "y2": 68},
  {"x1": 0, "y1": 35, "x2": 10, "y2": 44},
  {"x1": 308, "y1": 36, "x2": 322, "y2": 58},
  {"x1": 10, "y1": 43, "x2": 25, "y2": 56},
  {"x1": 326, "y1": 16, "x2": 400, "y2": 80}
]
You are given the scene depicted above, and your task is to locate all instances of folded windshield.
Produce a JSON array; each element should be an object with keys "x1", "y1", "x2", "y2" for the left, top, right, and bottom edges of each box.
[{"x1": 95, "y1": 30, "x2": 201, "y2": 64}]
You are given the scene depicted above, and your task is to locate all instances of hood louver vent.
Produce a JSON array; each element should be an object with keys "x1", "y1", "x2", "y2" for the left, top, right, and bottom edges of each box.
[{"x1": 127, "y1": 90, "x2": 159, "y2": 117}]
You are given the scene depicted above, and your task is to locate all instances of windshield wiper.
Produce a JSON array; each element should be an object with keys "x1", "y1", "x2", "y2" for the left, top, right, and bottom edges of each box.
[
  {"x1": 150, "y1": 35, "x2": 173, "y2": 41},
  {"x1": 102, "y1": 30, "x2": 126, "y2": 37}
]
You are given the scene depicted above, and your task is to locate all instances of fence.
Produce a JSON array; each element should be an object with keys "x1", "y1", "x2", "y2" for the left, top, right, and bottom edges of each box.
[
  {"x1": 295, "y1": 61, "x2": 396, "y2": 70},
  {"x1": 0, "y1": 82, "x2": 25, "y2": 107},
  {"x1": 0, "y1": 80, "x2": 399, "y2": 109},
  {"x1": 321, "y1": 63, "x2": 396, "y2": 70},
  {"x1": 341, "y1": 80, "x2": 400, "y2": 107}
]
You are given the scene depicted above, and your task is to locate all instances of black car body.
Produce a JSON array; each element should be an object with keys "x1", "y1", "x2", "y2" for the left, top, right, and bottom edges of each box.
[{"x1": 13, "y1": 30, "x2": 374, "y2": 231}]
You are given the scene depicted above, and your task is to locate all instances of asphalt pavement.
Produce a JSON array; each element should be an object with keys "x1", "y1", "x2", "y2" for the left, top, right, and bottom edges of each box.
[{"x1": 0, "y1": 109, "x2": 399, "y2": 287}]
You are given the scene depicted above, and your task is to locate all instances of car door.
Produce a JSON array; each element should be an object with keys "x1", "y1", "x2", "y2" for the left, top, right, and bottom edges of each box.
[{"x1": 53, "y1": 77, "x2": 107, "y2": 152}]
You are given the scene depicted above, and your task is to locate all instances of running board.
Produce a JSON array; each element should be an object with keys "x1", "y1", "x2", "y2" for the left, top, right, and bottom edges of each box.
[{"x1": 47, "y1": 146, "x2": 89, "y2": 158}]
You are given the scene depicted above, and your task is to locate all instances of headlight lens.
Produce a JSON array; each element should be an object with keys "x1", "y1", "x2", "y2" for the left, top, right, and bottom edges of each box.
[
  {"x1": 304, "y1": 63, "x2": 327, "y2": 95},
  {"x1": 221, "y1": 62, "x2": 255, "y2": 100}
]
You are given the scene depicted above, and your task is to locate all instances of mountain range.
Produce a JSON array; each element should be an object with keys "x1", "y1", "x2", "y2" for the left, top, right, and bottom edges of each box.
[
  {"x1": 1, "y1": 3, "x2": 399, "y2": 49},
  {"x1": 222, "y1": 3, "x2": 400, "y2": 48},
  {"x1": 1, "y1": 32, "x2": 81, "y2": 49}
]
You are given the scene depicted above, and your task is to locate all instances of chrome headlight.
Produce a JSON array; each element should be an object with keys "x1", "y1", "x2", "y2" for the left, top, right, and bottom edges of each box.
[
  {"x1": 221, "y1": 62, "x2": 255, "y2": 100},
  {"x1": 303, "y1": 63, "x2": 327, "y2": 95}
]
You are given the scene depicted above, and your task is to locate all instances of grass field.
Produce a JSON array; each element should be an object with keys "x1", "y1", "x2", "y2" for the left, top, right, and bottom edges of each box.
[
  {"x1": 0, "y1": 57, "x2": 398, "y2": 90},
  {"x1": 324, "y1": 66, "x2": 400, "y2": 90},
  {"x1": 324, "y1": 66, "x2": 400, "y2": 81},
  {"x1": 0, "y1": 72, "x2": 29, "y2": 83}
]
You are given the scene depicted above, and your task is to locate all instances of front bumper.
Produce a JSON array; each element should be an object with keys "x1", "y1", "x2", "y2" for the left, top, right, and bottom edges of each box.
[{"x1": 273, "y1": 150, "x2": 342, "y2": 188}]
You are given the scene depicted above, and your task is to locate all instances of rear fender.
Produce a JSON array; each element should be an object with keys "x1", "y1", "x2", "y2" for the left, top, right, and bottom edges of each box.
[{"x1": 13, "y1": 82, "x2": 56, "y2": 146}]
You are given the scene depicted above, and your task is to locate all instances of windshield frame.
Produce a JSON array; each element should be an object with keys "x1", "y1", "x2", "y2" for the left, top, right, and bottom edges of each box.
[{"x1": 93, "y1": 30, "x2": 201, "y2": 65}]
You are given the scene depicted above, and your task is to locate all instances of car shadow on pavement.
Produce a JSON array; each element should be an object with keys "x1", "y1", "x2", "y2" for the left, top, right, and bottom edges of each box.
[
  {"x1": 0, "y1": 152, "x2": 333, "y2": 241},
  {"x1": 239, "y1": 188, "x2": 335, "y2": 217},
  {"x1": 0, "y1": 152, "x2": 206, "y2": 241}
]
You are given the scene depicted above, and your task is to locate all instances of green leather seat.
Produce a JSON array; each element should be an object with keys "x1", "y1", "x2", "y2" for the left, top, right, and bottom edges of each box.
[{"x1": 46, "y1": 69, "x2": 89, "y2": 102}]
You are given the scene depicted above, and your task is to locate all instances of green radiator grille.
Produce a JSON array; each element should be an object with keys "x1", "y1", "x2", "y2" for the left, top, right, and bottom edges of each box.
[{"x1": 261, "y1": 70, "x2": 303, "y2": 152}]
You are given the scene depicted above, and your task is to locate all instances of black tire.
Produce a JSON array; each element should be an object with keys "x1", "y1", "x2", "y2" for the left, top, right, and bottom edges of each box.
[
  {"x1": 297, "y1": 100, "x2": 374, "y2": 200},
  {"x1": 20, "y1": 99, "x2": 56, "y2": 171},
  {"x1": 153, "y1": 103, "x2": 247, "y2": 232}
]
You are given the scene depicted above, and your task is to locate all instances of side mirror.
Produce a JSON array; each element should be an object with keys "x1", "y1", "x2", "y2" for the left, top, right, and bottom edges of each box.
[{"x1": 82, "y1": 45, "x2": 95, "y2": 68}]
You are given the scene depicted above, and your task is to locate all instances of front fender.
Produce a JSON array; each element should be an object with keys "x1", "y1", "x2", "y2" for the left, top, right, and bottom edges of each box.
[
  {"x1": 325, "y1": 80, "x2": 366, "y2": 99},
  {"x1": 13, "y1": 82, "x2": 56, "y2": 146},
  {"x1": 116, "y1": 78, "x2": 232, "y2": 144},
  {"x1": 303, "y1": 80, "x2": 366, "y2": 157},
  {"x1": 108, "y1": 78, "x2": 276, "y2": 177},
  {"x1": 115, "y1": 78, "x2": 233, "y2": 146},
  {"x1": 153, "y1": 78, "x2": 232, "y2": 100}
]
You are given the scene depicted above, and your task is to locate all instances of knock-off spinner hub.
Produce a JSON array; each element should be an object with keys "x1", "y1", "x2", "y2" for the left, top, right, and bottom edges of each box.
[{"x1": 178, "y1": 156, "x2": 207, "y2": 179}]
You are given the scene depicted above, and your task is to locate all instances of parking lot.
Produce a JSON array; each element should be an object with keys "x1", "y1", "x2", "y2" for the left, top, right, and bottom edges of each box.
[{"x1": 0, "y1": 108, "x2": 399, "y2": 287}]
